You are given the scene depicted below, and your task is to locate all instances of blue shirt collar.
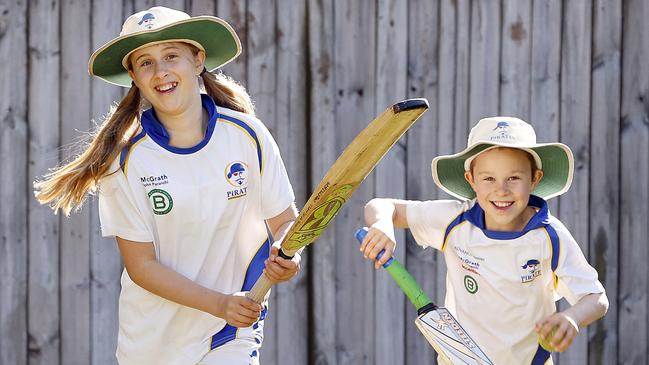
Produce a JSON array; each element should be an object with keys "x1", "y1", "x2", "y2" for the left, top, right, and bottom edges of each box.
[
  {"x1": 140, "y1": 94, "x2": 219, "y2": 154},
  {"x1": 465, "y1": 195, "x2": 550, "y2": 240}
]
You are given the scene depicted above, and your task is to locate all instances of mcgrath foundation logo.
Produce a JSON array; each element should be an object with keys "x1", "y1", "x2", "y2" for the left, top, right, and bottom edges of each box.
[
  {"x1": 148, "y1": 189, "x2": 173, "y2": 215},
  {"x1": 138, "y1": 13, "x2": 156, "y2": 30},
  {"x1": 225, "y1": 161, "x2": 248, "y2": 200},
  {"x1": 520, "y1": 259, "x2": 542, "y2": 283}
]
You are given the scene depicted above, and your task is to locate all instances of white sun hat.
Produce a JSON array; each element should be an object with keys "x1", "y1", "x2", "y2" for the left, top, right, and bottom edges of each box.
[
  {"x1": 432, "y1": 116, "x2": 574, "y2": 200},
  {"x1": 88, "y1": 6, "x2": 241, "y2": 87}
]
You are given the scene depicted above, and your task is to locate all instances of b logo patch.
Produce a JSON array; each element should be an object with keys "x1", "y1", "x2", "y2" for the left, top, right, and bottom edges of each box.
[
  {"x1": 464, "y1": 275, "x2": 478, "y2": 294},
  {"x1": 148, "y1": 189, "x2": 173, "y2": 215}
]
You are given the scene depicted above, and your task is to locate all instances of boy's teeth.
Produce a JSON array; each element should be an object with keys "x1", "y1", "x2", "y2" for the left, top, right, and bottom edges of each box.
[{"x1": 493, "y1": 201, "x2": 513, "y2": 208}]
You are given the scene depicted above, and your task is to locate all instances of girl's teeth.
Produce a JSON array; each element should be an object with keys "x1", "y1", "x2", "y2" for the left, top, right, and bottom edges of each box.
[{"x1": 157, "y1": 82, "x2": 177, "y2": 92}]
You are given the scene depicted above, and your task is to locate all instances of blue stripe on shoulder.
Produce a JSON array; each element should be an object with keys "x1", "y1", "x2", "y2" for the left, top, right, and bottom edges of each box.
[
  {"x1": 544, "y1": 225, "x2": 560, "y2": 272},
  {"x1": 442, "y1": 212, "x2": 467, "y2": 250},
  {"x1": 119, "y1": 130, "x2": 146, "y2": 172},
  {"x1": 218, "y1": 114, "x2": 263, "y2": 173},
  {"x1": 530, "y1": 344, "x2": 551, "y2": 364},
  {"x1": 210, "y1": 237, "x2": 271, "y2": 350}
]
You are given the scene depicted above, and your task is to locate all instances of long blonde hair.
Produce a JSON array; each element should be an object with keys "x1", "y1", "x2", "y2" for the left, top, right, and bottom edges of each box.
[{"x1": 35, "y1": 59, "x2": 254, "y2": 215}]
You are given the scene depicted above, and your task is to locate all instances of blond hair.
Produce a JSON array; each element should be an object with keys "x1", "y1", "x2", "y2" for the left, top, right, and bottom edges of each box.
[{"x1": 35, "y1": 64, "x2": 254, "y2": 215}]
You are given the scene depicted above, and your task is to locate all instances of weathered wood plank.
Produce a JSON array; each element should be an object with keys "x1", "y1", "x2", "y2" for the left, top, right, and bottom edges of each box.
[
  {"x1": 557, "y1": 1, "x2": 592, "y2": 364},
  {"x1": 530, "y1": 0, "x2": 561, "y2": 215},
  {"x1": 468, "y1": 1, "x2": 500, "y2": 123},
  {"x1": 0, "y1": 1, "x2": 28, "y2": 364},
  {"x1": 188, "y1": 0, "x2": 214, "y2": 15},
  {"x1": 374, "y1": 0, "x2": 408, "y2": 364},
  {"x1": 60, "y1": 0, "x2": 93, "y2": 363},
  {"x1": 332, "y1": 1, "x2": 376, "y2": 363},
  {"x1": 154, "y1": 0, "x2": 186, "y2": 10},
  {"x1": 217, "y1": 0, "x2": 247, "y2": 86},
  {"x1": 266, "y1": 1, "x2": 309, "y2": 364},
  {"x1": 588, "y1": 1, "x2": 621, "y2": 364},
  {"x1": 619, "y1": 0, "x2": 649, "y2": 363},
  {"x1": 308, "y1": 0, "x2": 337, "y2": 364},
  {"x1": 405, "y1": 0, "x2": 439, "y2": 363},
  {"x1": 245, "y1": 1, "x2": 280, "y2": 362},
  {"x1": 90, "y1": 1, "x2": 125, "y2": 364},
  {"x1": 27, "y1": 0, "x2": 61, "y2": 364},
  {"x1": 500, "y1": 0, "x2": 531, "y2": 118}
]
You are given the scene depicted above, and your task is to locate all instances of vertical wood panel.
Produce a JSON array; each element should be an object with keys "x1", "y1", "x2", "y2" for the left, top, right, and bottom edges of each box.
[
  {"x1": 468, "y1": 1, "x2": 500, "y2": 123},
  {"x1": 500, "y1": 0, "x2": 531, "y2": 119},
  {"x1": 217, "y1": 0, "x2": 247, "y2": 86},
  {"x1": 557, "y1": 1, "x2": 592, "y2": 364},
  {"x1": 268, "y1": 1, "x2": 309, "y2": 364},
  {"x1": 27, "y1": 0, "x2": 61, "y2": 363},
  {"x1": 188, "y1": 0, "x2": 215, "y2": 15},
  {"x1": 405, "y1": 0, "x2": 438, "y2": 363},
  {"x1": 90, "y1": 2, "x2": 125, "y2": 364},
  {"x1": 374, "y1": 0, "x2": 408, "y2": 364},
  {"x1": 589, "y1": 1, "x2": 621, "y2": 364},
  {"x1": 332, "y1": 1, "x2": 376, "y2": 363},
  {"x1": 245, "y1": 1, "x2": 280, "y2": 361},
  {"x1": 530, "y1": 0, "x2": 561, "y2": 215},
  {"x1": 59, "y1": 0, "x2": 92, "y2": 364},
  {"x1": 619, "y1": 0, "x2": 649, "y2": 363},
  {"x1": 308, "y1": 0, "x2": 337, "y2": 364},
  {"x1": 0, "y1": 0, "x2": 28, "y2": 364}
]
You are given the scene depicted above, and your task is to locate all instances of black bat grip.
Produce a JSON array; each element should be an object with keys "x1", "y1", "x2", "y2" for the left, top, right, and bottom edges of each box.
[{"x1": 278, "y1": 248, "x2": 294, "y2": 260}]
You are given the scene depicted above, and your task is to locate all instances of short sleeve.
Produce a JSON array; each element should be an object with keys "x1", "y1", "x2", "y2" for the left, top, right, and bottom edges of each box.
[
  {"x1": 407, "y1": 199, "x2": 469, "y2": 250},
  {"x1": 257, "y1": 123, "x2": 295, "y2": 219},
  {"x1": 552, "y1": 221, "x2": 605, "y2": 304},
  {"x1": 98, "y1": 159, "x2": 153, "y2": 243}
]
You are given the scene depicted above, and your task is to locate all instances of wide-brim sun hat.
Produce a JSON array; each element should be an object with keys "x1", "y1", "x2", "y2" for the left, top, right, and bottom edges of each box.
[
  {"x1": 88, "y1": 6, "x2": 241, "y2": 87},
  {"x1": 432, "y1": 116, "x2": 574, "y2": 200}
]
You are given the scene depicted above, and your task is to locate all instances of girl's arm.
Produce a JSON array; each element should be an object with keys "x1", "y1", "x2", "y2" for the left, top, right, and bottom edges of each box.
[
  {"x1": 116, "y1": 237, "x2": 262, "y2": 327},
  {"x1": 264, "y1": 203, "x2": 301, "y2": 283},
  {"x1": 361, "y1": 198, "x2": 413, "y2": 269}
]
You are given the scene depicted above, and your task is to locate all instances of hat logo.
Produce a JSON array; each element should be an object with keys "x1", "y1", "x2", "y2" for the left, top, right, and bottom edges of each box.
[
  {"x1": 138, "y1": 13, "x2": 156, "y2": 29},
  {"x1": 489, "y1": 121, "x2": 514, "y2": 142}
]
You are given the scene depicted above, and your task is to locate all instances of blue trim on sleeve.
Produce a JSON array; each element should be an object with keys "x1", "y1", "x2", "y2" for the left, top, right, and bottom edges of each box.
[
  {"x1": 217, "y1": 114, "x2": 263, "y2": 173},
  {"x1": 530, "y1": 344, "x2": 551, "y2": 364},
  {"x1": 465, "y1": 195, "x2": 550, "y2": 239},
  {"x1": 119, "y1": 130, "x2": 147, "y2": 172},
  {"x1": 545, "y1": 224, "x2": 561, "y2": 272},
  {"x1": 210, "y1": 237, "x2": 271, "y2": 350},
  {"x1": 443, "y1": 213, "x2": 467, "y2": 251},
  {"x1": 139, "y1": 94, "x2": 218, "y2": 155}
]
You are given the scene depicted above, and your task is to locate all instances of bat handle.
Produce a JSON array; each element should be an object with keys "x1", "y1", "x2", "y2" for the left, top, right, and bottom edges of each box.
[
  {"x1": 354, "y1": 227, "x2": 394, "y2": 268},
  {"x1": 246, "y1": 246, "x2": 298, "y2": 303}
]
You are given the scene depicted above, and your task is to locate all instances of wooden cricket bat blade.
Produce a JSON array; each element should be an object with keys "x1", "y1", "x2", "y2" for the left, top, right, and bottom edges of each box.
[{"x1": 246, "y1": 99, "x2": 429, "y2": 303}]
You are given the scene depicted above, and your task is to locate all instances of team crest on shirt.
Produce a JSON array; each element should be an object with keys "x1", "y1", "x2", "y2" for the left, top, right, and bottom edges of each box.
[
  {"x1": 225, "y1": 161, "x2": 248, "y2": 200},
  {"x1": 520, "y1": 259, "x2": 542, "y2": 283}
]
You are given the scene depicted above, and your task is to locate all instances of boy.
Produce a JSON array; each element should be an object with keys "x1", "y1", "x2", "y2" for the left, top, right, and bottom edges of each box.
[{"x1": 359, "y1": 117, "x2": 608, "y2": 364}]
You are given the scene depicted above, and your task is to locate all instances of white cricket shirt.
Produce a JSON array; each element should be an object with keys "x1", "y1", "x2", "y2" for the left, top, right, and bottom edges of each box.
[
  {"x1": 98, "y1": 95, "x2": 294, "y2": 365},
  {"x1": 407, "y1": 195, "x2": 604, "y2": 365}
]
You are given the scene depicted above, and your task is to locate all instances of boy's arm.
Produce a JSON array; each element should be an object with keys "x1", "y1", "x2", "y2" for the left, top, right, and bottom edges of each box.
[
  {"x1": 536, "y1": 291, "x2": 609, "y2": 352},
  {"x1": 562, "y1": 291, "x2": 609, "y2": 328},
  {"x1": 361, "y1": 198, "x2": 413, "y2": 269}
]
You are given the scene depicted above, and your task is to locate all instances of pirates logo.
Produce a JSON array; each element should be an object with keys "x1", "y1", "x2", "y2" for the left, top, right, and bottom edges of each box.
[
  {"x1": 520, "y1": 259, "x2": 542, "y2": 283},
  {"x1": 225, "y1": 161, "x2": 248, "y2": 187},
  {"x1": 138, "y1": 13, "x2": 156, "y2": 30}
]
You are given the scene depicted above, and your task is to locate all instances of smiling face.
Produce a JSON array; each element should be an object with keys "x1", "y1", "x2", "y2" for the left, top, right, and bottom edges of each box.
[
  {"x1": 464, "y1": 147, "x2": 544, "y2": 232},
  {"x1": 128, "y1": 42, "x2": 205, "y2": 119}
]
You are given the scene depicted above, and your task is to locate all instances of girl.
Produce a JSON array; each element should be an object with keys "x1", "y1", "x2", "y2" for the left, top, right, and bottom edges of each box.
[{"x1": 35, "y1": 7, "x2": 299, "y2": 365}]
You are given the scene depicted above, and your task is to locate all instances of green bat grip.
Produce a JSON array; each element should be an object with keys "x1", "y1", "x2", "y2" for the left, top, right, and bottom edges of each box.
[{"x1": 355, "y1": 228, "x2": 435, "y2": 314}]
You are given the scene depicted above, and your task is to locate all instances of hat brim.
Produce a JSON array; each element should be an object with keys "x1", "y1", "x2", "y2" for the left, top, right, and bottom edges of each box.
[
  {"x1": 89, "y1": 16, "x2": 241, "y2": 87},
  {"x1": 432, "y1": 142, "x2": 574, "y2": 200}
]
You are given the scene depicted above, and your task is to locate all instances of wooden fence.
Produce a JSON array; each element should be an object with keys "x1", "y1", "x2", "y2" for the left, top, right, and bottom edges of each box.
[{"x1": 1, "y1": 0, "x2": 647, "y2": 364}]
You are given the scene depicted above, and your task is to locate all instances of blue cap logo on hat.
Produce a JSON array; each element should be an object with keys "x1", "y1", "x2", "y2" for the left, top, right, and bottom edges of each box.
[
  {"x1": 225, "y1": 161, "x2": 248, "y2": 187},
  {"x1": 137, "y1": 13, "x2": 156, "y2": 29}
]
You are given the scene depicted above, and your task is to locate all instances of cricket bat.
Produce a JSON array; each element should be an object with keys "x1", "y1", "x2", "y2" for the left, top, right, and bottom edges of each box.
[
  {"x1": 246, "y1": 99, "x2": 429, "y2": 303},
  {"x1": 355, "y1": 227, "x2": 494, "y2": 365}
]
